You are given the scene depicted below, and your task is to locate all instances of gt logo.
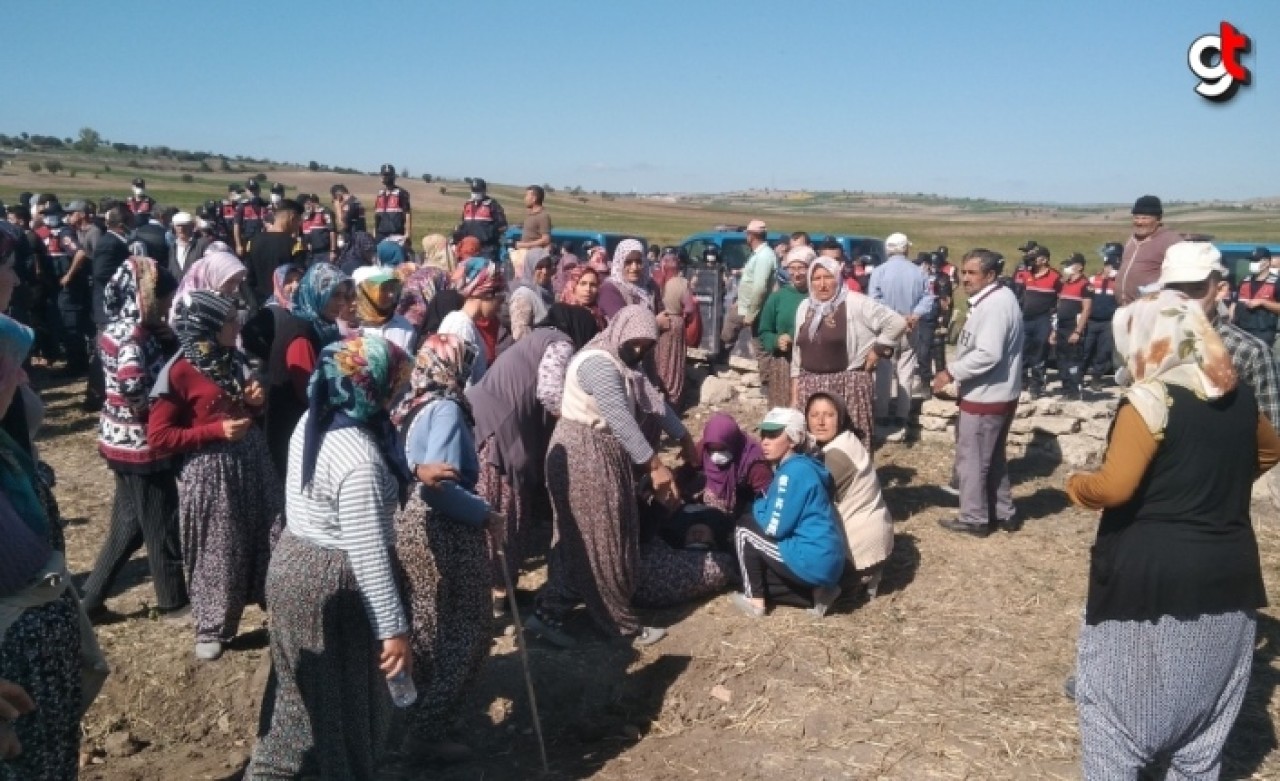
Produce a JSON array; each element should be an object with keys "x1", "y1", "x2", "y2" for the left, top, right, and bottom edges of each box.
[{"x1": 1188, "y1": 22, "x2": 1252, "y2": 102}]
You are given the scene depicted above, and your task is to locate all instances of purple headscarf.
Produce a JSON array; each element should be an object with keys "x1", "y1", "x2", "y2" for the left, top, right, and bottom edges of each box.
[{"x1": 698, "y1": 412, "x2": 765, "y2": 506}]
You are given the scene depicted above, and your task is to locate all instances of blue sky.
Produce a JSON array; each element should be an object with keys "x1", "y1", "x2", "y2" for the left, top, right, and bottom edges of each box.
[{"x1": 8, "y1": 1, "x2": 1276, "y2": 202}]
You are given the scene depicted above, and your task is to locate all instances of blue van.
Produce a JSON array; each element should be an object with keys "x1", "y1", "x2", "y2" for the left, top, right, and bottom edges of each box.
[
  {"x1": 503, "y1": 228, "x2": 647, "y2": 262},
  {"x1": 1213, "y1": 242, "x2": 1280, "y2": 286},
  {"x1": 680, "y1": 229, "x2": 886, "y2": 271}
]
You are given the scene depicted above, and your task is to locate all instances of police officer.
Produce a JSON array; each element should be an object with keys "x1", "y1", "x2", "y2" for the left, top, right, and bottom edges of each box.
[
  {"x1": 1082, "y1": 243, "x2": 1122, "y2": 390},
  {"x1": 455, "y1": 177, "x2": 508, "y2": 260},
  {"x1": 38, "y1": 202, "x2": 91, "y2": 374},
  {"x1": 234, "y1": 178, "x2": 268, "y2": 256},
  {"x1": 126, "y1": 178, "x2": 156, "y2": 217},
  {"x1": 1231, "y1": 247, "x2": 1280, "y2": 347},
  {"x1": 220, "y1": 185, "x2": 241, "y2": 239},
  {"x1": 374, "y1": 164, "x2": 412, "y2": 241},
  {"x1": 301, "y1": 194, "x2": 336, "y2": 265},
  {"x1": 1018, "y1": 244, "x2": 1061, "y2": 398},
  {"x1": 936, "y1": 245, "x2": 957, "y2": 286},
  {"x1": 1049, "y1": 252, "x2": 1093, "y2": 400}
]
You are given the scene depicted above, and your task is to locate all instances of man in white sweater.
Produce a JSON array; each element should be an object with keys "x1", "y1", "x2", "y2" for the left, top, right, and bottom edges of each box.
[{"x1": 931, "y1": 249, "x2": 1025, "y2": 537}]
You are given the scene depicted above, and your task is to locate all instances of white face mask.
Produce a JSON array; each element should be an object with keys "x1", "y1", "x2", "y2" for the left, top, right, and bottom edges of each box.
[
  {"x1": 469, "y1": 192, "x2": 483, "y2": 202},
  {"x1": 196, "y1": 218, "x2": 209, "y2": 231},
  {"x1": 708, "y1": 451, "x2": 732, "y2": 466},
  {"x1": 43, "y1": 215, "x2": 60, "y2": 228},
  {"x1": 1251, "y1": 261, "x2": 1265, "y2": 274},
  {"x1": 1106, "y1": 267, "x2": 1118, "y2": 278},
  {"x1": 270, "y1": 194, "x2": 282, "y2": 206},
  {"x1": 132, "y1": 187, "x2": 144, "y2": 197}
]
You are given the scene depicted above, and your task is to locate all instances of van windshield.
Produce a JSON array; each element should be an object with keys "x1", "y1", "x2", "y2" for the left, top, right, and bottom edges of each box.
[
  {"x1": 721, "y1": 239, "x2": 752, "y2": 270},
  {"x1": 605, "y1": 236, "x2": 647, "y2": 258}
]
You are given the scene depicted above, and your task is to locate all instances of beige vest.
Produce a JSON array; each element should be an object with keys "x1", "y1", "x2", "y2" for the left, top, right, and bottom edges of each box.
[{"x1": 560, "y1": 349, "x2": 635, "y2": 432}]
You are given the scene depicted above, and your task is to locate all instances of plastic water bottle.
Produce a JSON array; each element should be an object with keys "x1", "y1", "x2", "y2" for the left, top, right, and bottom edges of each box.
[{"x1": 387, "y1": 671, "x2": 418, "y2": 708}]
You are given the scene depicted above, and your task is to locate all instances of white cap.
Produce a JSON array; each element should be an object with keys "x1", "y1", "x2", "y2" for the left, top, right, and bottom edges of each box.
[
  {"x1": 745, "y1": 219, "x2": 768, "y2": 233},
  {"x1": 886, "y1": 232, "x2": 910, "y2": 252},
  {"x1": 759, "y1": 407, "x2": 808, "y2": 445},
  {"x1": 784, "y1": 246, "x2": 817, "y2": 267},
  {"x1": 1158, "y1": 242, "x2": 1226, "y2": 286},
  {"x1": 172, "y1": 211, "x2": 193, "y2": 226}
]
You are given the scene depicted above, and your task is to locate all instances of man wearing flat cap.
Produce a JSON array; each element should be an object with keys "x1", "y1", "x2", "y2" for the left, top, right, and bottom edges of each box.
[{"x1": 1117, "y1": 195, "x2": 1182, "y2": 305}]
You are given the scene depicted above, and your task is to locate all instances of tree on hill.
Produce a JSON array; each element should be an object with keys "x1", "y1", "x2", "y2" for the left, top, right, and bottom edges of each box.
[
  {"x1": 401, "y1": 166, "x2": 410, "y2": 178},
  {"x1": 75, "y1": 127, "x2": 102, "y2": 152},
  {"x1": 43, "y1": 160, "x2": 63, "y2": 174},
  {"x1": 308, "y1": 161, "x2": 320, "y2": 171},
  {"x1": 421, "y1": 173, "x2": 433, "y2": 184}
]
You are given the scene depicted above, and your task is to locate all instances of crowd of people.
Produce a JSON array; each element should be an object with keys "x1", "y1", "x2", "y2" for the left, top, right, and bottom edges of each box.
[{"x1": 0, "y1": 178, "x2": 1276, "y2": 779}]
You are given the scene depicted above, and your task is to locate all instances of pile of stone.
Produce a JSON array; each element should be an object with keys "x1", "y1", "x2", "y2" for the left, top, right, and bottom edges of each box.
[
  {"x1": 686, "y1": 351, "x2": 767, "y2": 410},
  {"x1": 918, "y1": 392, "x2": 1120, "y2": 468}
]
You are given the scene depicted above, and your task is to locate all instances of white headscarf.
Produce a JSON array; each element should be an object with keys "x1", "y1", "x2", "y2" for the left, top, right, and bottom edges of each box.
[
  {"x1": 805, "y1": 256, "x2": 849, "y2": 340},
  {"x1": 608, "y1": 238, "x2": 653, "y2": 309}
]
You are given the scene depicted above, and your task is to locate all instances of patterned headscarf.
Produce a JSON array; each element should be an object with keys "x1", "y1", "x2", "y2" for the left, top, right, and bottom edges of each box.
[
  {"x1": 558, "y1": 266, "x2": 606, "y2": 330},
  {"x1": 302, "y1": 334, "x2": 413, "y2": 492},
  {"x1": 456, "y1": 236, "x2": 482, "y2": 263},
  {"x1": 0, "y1": 314, "x2": 46, "y2": 540},
  {"x1": 1112, "y1": 289, "x2": 1237, "y2": 436},
  {"x1": 421, "y1": 234, "x2": 455, "y2": 273},
  {"x1": 172, "y1": 290, "x2": 245, "y2": 399},
  {"x1": 269, "y1": 263, "x2": 303, "y2": 311},
  {"x1": 650, "y1": 249, "x2": 682, "y2": 292},
  {"x1": 397, "y1": 266, "x2": 450, "y2": 330},
  {"x1": 586, "y1": 246, "x2": 609, "y2": 276},
  {"x1": 103, "y1": 257, "x2": 174, "y2": 332},
  {"x1": 608, "y1": 238, "x2": 654, "y2": 309},
  {"x1": 583, "y1": 304, "x2": 666, "y2": 416},
  {"x1": 457, "y1": 257, "x2": 506, "y2": 299},
  {"x1": 552, "y1": 252, "x2": 579, "y2": 297},
  {"x1": 391, "y1": 333, "x2": 478, "y2": 430},
  {"x1": 169, "y1": 250, "x2": 245, "y2": 322},
  {"x1": 805, "y1": 256, "x2": 850, "y2": 340},
  {"x1": 353, "y1": 268, "x2": 401, "y2": 327},
  {"x1": 292, "y1": 262, "x2": 350, "y2": 345}
]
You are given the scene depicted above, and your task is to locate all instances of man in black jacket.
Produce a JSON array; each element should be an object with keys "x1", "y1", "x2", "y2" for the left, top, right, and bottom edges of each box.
[
  {"x1": 85, "y1": 206, "x2": 134, "y2": 410},
  {"x1": 455, "y1": 178, "x2": 507, "y2": 260},
  {"x1": 129, "y1": 213, "x2": 170, "y2": 268}
]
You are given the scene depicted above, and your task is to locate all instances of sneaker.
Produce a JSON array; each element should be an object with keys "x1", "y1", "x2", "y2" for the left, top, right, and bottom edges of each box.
[
  {"x1": 728, "y1": 592, "x2": 766, "y2": 619},
  {"x1": 523, "y1": 614, "x2": 577, "y2": 649},
  {"x1": 810, "y1": 585, "x2": 842, "y2": 618},
  {"x1": 630, "y1": 626, "x2": 667, "y2": 647},
  {"x1": 194, "y1": 641, "x2": 223, "y2": 661},
  {"x1": 936, "y1": 518, "x2": 991, "y2": 538}
]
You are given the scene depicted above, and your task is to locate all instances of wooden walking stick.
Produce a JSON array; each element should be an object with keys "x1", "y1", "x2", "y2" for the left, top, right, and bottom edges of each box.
[{"x1": 497, "y1": 548, "x2": 550, "y2": 774}]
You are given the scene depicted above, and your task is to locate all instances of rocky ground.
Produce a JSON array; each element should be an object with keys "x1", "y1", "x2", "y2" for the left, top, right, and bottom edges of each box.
[{"x1": 29, "y1": 363, "x2": 1280, "y2": 781}]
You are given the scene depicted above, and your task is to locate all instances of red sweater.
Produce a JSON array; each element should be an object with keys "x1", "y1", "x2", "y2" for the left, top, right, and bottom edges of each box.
[{"x1": 148, "y1": 358, "x2": 254, "y2": 455}]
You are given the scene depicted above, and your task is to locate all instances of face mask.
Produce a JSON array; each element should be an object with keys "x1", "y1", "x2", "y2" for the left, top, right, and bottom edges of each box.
[
  {"x1": 470, "y1": 192, "x2": 483, "y2": 202},
  {"x1": 132, "y1": 187, "x2": 144, "y2": 197},
  {"x1": 620, "y1": 345, "x2": 647, "y2": 367},
  {"x1": 1251, "y1": 261, "x2": 1265, "y2": 274},
  {"x1": 708, "y1": 451, "x2": 732, "y2": 466},
  {"x1": 271, "y1": 194, "x2": 282, "y2": 206},
  {"x1": 1106, "y1": 267, "x2": 1118, "y2": 278},
  {"x1": 43, "y1": 215, "x2": 60, "y2": 228}
]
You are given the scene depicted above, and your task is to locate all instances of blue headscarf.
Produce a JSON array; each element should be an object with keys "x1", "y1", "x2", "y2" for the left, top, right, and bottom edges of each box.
[
  {"x1": 377, "y1": 238, "x2": 407, "y2": 267},
  {"x1": 0, "y1": 315, "x2": 46, "y2": 539},
  {"x1": 291, "y1": 262, "x2": 349, "y2": 345},
  {"x1": 301, "y1": 335, "x2": 413, "y2": 496}
]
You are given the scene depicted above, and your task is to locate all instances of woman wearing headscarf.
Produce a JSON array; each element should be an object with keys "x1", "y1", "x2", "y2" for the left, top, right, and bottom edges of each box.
[
  {"x1": 691, "y1": 412, "x2": 771, "y2": 517},
  {"x1": 338, "y1": 231, "x2": 377, "y2": 276},
  {"x1": 168, "y1": 249, "x2": 247, "y2": 322},
  {"x1": 759, "y1": 246, "x2": 815, "y2": 408},
  {"x1": 728, "y1": 407, "x2": 845, "y2": 619},
  {"x1": 559, "y1": 265, "x2": 606, "y2": 331},
  {"x1": 376, "y1": 236, "x2": 408, "y2": 269},
  {"x1": 585, "y1": 245, "x2": 609, "y2": 277},
  {"x1": 468, "y1": 303, "x2": 600, "y2": 612},
  {"x1": 81, "y1": 258, "x2": 189, "y2": 619},
  {"x1": 526, "y1": 305, "x2": 697, "y2": 649},
  {"x1": 438, "y1": 257, "x2": 506, "y2": 386},
  {"x1": 790, "y1": 256, "x2": 906, "y2": 453},
  {"x1": 0, "y1": 314, "x2": 107, "y2": 781},
  {"x1": 598, "y1": 238, "x2": 660, "y2": 321},
  {"x1": 352, "y1": 266, "x2": 416, "y2": 354},
  {"x1": 386, "y1": 334, "x2": 498, "y2": 761},
  {"x1": 148, "y1": 291, "x2": 283, "y2": 661},
  {"x1": 507, "y1": 248, "x2": 556, "y2": 342},
  {"x1": 805, "y1": 392, "x2": 893, "y2": 597},
  {"x1": 649, "y1": 248, "x2": 700, "y2": 406},
  {"x1": 265, "y1": 263, "x2": 303, "y2": 311},
  {"x1": 243, "y1": 262, "x2": 354, "y2": 475},
  {"x1": 1066, "y1": 289, "x2": 1279, "y2": 779},
  {"x1": 551, "y1": 250, "x2": 579, "y2": 298},
  {"x1": 396, "y1": 235, "x2": 455, "y2": 334},
  {"x1": 248, "y1": 335, "x2": 413, "y2": 781}
]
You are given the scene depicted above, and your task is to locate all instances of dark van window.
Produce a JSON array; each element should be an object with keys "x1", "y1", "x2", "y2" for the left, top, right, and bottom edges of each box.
[
  {"x1": 720, "y1": 239, "x2": 752, "y2": 271},
  {"x1": 605, "y1": 236, "x2": 647, "y2": 258}
]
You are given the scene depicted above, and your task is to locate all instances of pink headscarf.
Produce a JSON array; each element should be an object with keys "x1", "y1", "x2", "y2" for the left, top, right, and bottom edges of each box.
[{"x1": 169, "y1": 250, "x2": 246, "y2": 322}]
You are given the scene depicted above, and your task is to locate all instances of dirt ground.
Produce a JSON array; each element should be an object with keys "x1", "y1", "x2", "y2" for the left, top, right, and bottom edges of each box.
[{"x1": 32, "y1": 364, "x2": 1280, "y2": 781}]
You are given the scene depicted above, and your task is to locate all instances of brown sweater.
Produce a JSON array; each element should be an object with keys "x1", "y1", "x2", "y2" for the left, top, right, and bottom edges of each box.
[{"x1": 1116, "y1": 226, "x2": 1183, "y2": 306}]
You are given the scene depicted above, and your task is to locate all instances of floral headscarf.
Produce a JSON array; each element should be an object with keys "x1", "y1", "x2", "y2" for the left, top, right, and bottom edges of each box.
[
  {"x1": 608, "y1": 238, "x2": 654, "y2": 308},
  {"x1": 583, "y1": 304, "x2": 666, "y2": 416},
  {"x1": 805, "y1": 256, "x2": 850, "y2": 340},
  {"x1": 172, "y1": 290, "x2": 245, "y2": 399},
  {"x1": 586, "y1": 246, "x2": 609, "y2": 276},
  {"x1": 391, "y1": 333, "x2": 478, "y2": 430},
  {"x1": 169, "y1": 250, "x2": 245, "y2": 322},
  {"x1": 103, "y1": 257, "x2": 173, "y2": 333},
  {"x1": 558, "y1": 266, "x2": 606, "y2": 329},
  {"x1": 353, "y1": 267, "x2": 402, "y2": 327},
  {"x1": 552, "y1": 252, "x2": 579, "y2": 297},
  {"x1": 397, "y1": 266, "x2": 450, "y2": 330},
  {"x1": 1112, "y1": 289, "x2": 1237, "y2": 436},
  {"x1": 421, "y1": 234, "x2": 455, "y2": 274},
  {"x1": 457, "y1": 257, "x2": 506, "y2": 299},
  {"x1": 650, "y1": 249, "x2": 682, "y2": 292},
  {"x1": 269, "y1": 263, "x2": 303, "y2": 311},
  {"x1": 302, "y1": 334, "x2": 412, "y2": 492},
  {"x1": 456, "y1": 236, "x2": 482, "y2": 263},
  {"x1": 292, "y1": 262, "x2": 350, "y2": 345}
]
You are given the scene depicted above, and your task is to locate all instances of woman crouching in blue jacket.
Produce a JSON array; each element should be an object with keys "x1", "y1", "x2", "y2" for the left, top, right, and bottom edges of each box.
[{"x1": 729, "y1": 407, "x2": 846, "y2": 618}]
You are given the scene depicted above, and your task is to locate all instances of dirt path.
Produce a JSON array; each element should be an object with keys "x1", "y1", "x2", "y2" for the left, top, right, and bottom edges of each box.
[{"x1": 34, "y1": 367, "x2": 1280, "y2": 780}]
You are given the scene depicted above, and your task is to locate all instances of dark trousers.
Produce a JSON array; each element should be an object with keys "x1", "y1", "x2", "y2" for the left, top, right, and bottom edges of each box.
[
  {"x1": 81, "y1": 469, "x2": 188, "y2": 612},
  {"x1": 956, "y1": 407, "x2": 1016, "y2": 527},
  {"x1": 1022, "y1": 314, "x2": 1052, "y2": 389},
  {"x1": 85, "y1": 326, "x2": 106, "y2": 407},
  {"x1": 1055, "y1": 324, "x2": 1084, "y2": 393},
  {"x1": 55, "y1": 275, "x2": 92, "y2": 371},
  {"x1": 734, "y1": 515, "x2": 814, "y2": 607},
  {"x1": 1081, "y1": 319, "x2": 1114, "y2": 381}
]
